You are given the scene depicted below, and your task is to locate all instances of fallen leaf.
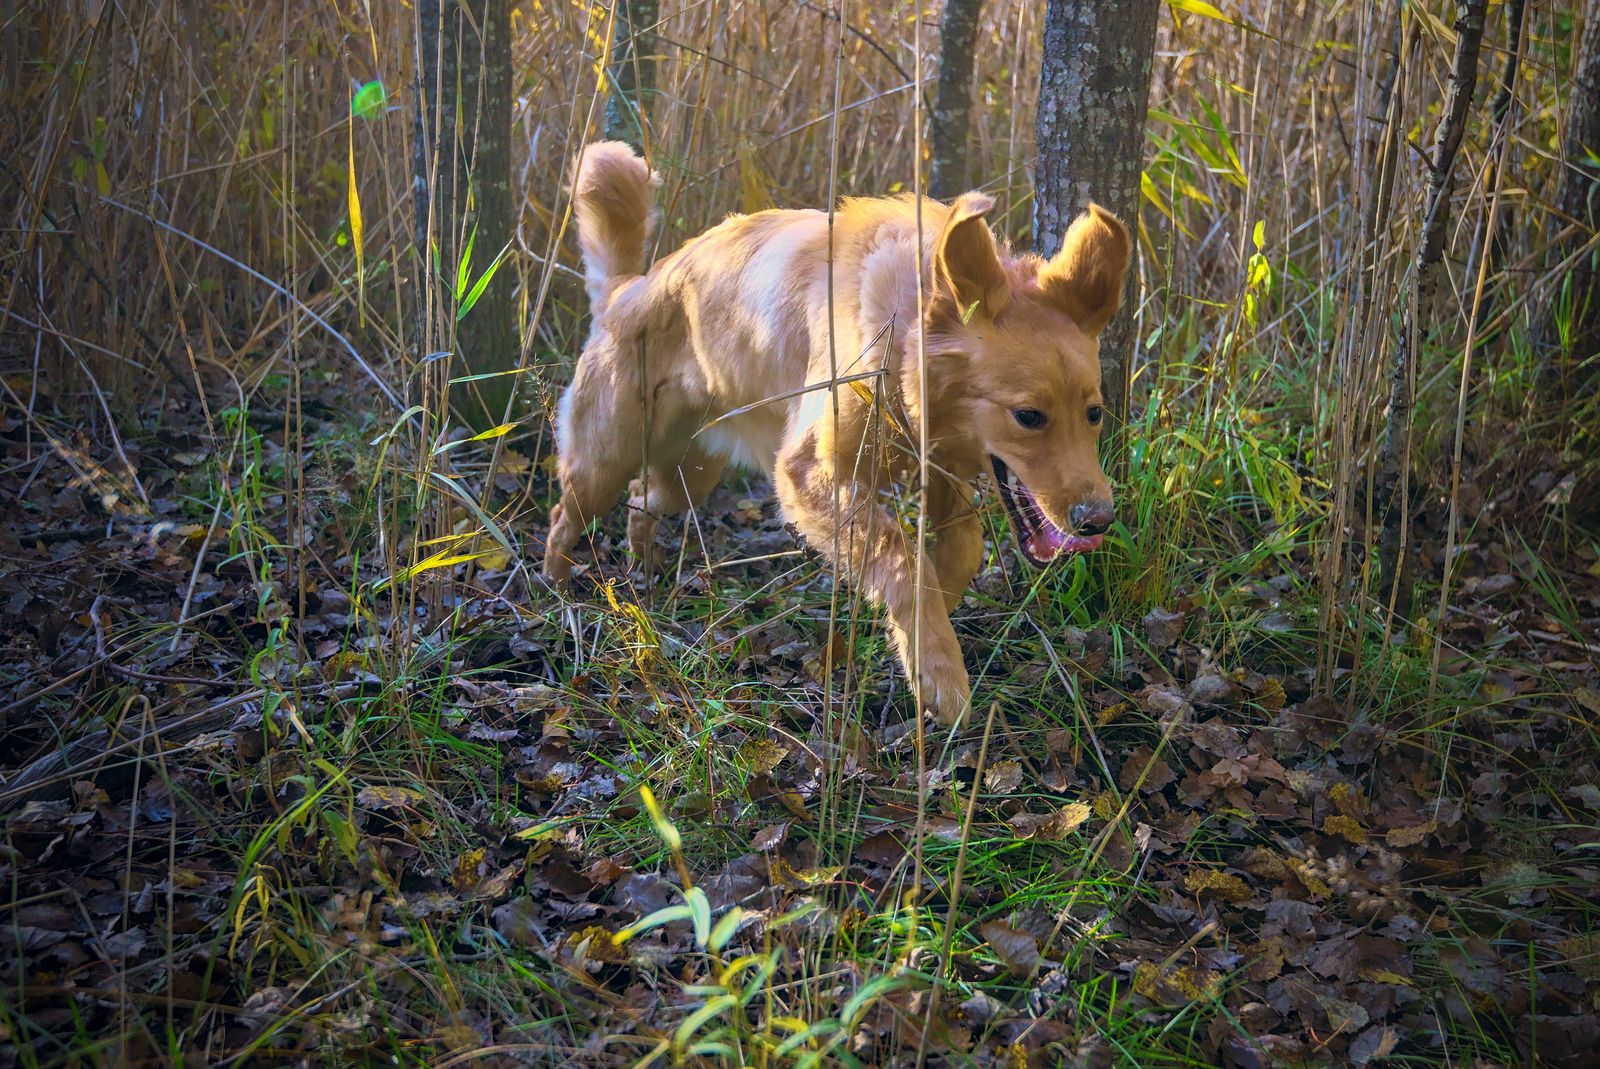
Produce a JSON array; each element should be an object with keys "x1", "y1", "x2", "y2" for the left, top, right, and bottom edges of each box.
[
  {"x1": 1323, "y1": 815, "x2": 1367, "y2": 844},
  {"x1": 1348, "y1": 1025, "x2": 1400, "y2": 1066},
  {"x1": 740, "y1": 738, "x2": 787, "y2": 774},
  {"x1": 1384, "y1": 819, "x2": 1436, "y2": 848},
  {"x1": 1184, "y1": 869, "x2": 1252, "y2": 902},
  {"x1": 1144, "y1": 607, "x2": 1186, "y2": 647},
  {"x1": 1008, "y1": 802, "x2": 1091, "y2": 841},
  {"x1": 1133, "y1": 960, "x2": 1222, "y2": 1005},
  {"x1": 357, "y1": 785, "x2": 425, "y2": 810},
  {"x1": 984, "y1": 760, "x2": 1024, "y2": 794},
  {"x1": 979, "y1": 920, "x2": 1040, "y2": 974}
]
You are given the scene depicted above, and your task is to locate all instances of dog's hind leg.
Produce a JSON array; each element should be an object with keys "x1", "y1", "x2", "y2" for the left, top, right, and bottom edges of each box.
[
  {"x1": 544, "y1": 354, "x2": 639, "y2": 586},
  {"x1": 627, "y1": 441, "x2": 728, "y2": 572}
]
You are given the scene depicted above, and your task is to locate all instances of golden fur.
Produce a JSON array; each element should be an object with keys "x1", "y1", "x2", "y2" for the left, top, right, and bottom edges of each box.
[{"x1": 546, "y1": 141, "x2": 1130, "y2": 724}]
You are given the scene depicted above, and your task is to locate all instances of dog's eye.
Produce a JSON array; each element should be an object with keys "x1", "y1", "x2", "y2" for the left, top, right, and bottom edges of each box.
[
  {"x1": 1012, "y1": 408, "x2": 1047, "y2": 430},
  {"x1": 1087, "y1": 405, "x2": 1104, "y2": 426}
]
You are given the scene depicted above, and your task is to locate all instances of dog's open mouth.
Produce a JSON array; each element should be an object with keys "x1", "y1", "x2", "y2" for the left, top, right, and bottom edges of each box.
[{"x1": 990, "y1": 457, "x2": 1105, "y2": 567}]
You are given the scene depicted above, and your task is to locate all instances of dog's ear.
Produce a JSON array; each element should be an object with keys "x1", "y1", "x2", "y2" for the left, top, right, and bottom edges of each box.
[
  {"x1": 1037, "y1": 204, "x2": 1130, "y2": 336},
  {"x1": 935, "y1": 193, "x2": 1011, "y2": 321}
]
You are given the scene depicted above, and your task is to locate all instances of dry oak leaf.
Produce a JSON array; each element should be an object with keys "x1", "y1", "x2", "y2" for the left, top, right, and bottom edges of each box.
[{"x1": 1183, "y1": 869, "x2": 1252, "y2": 903}]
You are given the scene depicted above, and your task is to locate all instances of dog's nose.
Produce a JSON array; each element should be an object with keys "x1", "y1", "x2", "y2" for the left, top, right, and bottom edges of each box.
[{"x1": 1070, "y1": 499, "x2": 1115, "y2": 536}]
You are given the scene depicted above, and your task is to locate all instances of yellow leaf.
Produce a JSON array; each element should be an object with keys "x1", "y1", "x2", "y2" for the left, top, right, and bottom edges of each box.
[
  {"x1": 1385, "y1": 820, "x2": 1436, "y2": 848},
  {"x1": 347, "y1": 102, "x2": 365, "y2": 324},
  {"x1": 740, "y1": 738, "x2": 787, "y2": 775},
  {"x1": 1358, "y1": 967, "x2": 1415, "y2": 986},
  {"x1": 1327, "y1": 782, "x2": 1364, "y2": 819},
  {"x1": 1323, "y1": 815, "x2": 1367, "y2": 844},
  {"x1": 770, "y1": 857, "x2": 842, "y2": 889},
  {"x1": 1555, "y1": 934, "x2": 1600, "y2": 979},
  {"x1": 1133, "y1": 961, "x2": 1223, "y2": 1005},
  {"x1": 1254, "y1": 677, "x2": 1287, "y2": 712},
  {"x1": 1183, "y1": 869, "x2": 1252, "y2": 902},
  {"x1": 357, "y1": 785, "x2": 425, "y2": 810},
  {"x1": 1169, "y1": 0, "x2": 1233, "y2": 23},
  {"x1": 1096, "y1": 700, "x2": 1131, "y2": 726},
  {"x1": 1092, "y1": 790, "x2": 1118, "y2": 821},
  {"x1": 476, "y1": 547, "x2": 513, "y2": 572},
  {"x1": 1286, "y1": 857, "x2": 1331, "y2": 897},
  {"x1": 452, "y1": 847, "x2": 488, "y2": 893},
  {"x1": 393, "y1": 548, "x2": 494, "y2": 583},
  {"x1": 464, "y1": 422, "x2": 516, "y2": 443},
  {"x1": 567, "y1": 924, "x2": 630, "y2": 963}
]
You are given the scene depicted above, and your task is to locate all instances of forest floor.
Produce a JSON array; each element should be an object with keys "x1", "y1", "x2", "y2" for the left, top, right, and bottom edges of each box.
[{"x1": 2, "y1": 356, "x2": 1599, "y2": 1068}]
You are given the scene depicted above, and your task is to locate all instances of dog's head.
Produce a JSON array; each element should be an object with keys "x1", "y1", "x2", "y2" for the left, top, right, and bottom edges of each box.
[{"x1": 926, "y1": 193, "x2": 1130, "y2": 567}]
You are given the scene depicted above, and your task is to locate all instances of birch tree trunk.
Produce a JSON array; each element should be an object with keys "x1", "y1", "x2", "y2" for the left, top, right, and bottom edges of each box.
[
  {"x1": 930, "y1": 0, "x2": 983, "y2": 202},
  {"x1": 1032, "y1": 0, "x2": 1158, "y2": 427}
]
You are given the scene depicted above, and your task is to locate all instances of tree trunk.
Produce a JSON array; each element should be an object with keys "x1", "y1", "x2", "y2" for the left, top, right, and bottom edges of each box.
[
  {"x1": 416, "y1": 0, "x2": 517, "y2": 432},
  {"x1": 1374, "y1": 0, "x2": 1487, "y2": 612},
  {"x1": 1032, "y1": 0, "x2": 1159, "y2": 426},
  {"x1": 930, "y1": 0, "x2": 983, "y2": 201},
  {"x1": 1545, "y1": 0, "x2": 1600, "y2": 386},
  {"x1": 604, "y1": 0, "x2": 659, "y2": 151},
  {"x1": 1473, "y1": 0, "x2": 1526, "y2": 336}
]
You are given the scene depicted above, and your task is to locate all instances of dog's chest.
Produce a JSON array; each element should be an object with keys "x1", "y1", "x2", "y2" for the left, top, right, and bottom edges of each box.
[{"x1": 696, "y1": 411, "x2": 785, "y2": 475}]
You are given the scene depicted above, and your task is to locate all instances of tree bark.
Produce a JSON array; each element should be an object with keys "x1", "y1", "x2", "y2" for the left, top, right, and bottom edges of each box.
[
  {"x1": 604, "y1": 0, "x2": 659, "y2": 151},
  {"x1": 416, "y1": 0, "x2": 517, "y2": 431},
  {"x1": 1375, "y1": 0, "x2": 1487, "y2": 612},
  {"x1": 930, "y1": 0, "x2": 983, "y2": 201},
  {"x1": 1545, "y1": 0, "x2": 1600, "y2": 386},
  {"x1": 1474, "y1": 0, "x2": 1526, "y2": 335},
  {"x1": 1032, "y1": 0, "x2": 1159, "y2": 426}
]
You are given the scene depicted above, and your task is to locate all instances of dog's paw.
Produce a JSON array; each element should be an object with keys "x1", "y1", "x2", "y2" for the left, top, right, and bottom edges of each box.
[
  {"x1": 543, "y1": 551, "x2": 575, "y2": 589},
  {"x1": 915, "y1": 649, "x2": 972, "y2": 728}
]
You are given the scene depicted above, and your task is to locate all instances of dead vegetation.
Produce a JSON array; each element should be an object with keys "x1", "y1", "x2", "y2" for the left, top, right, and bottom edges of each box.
[{"x1": 1, "y1": 1, "x2": 1597, "y2": 1066}]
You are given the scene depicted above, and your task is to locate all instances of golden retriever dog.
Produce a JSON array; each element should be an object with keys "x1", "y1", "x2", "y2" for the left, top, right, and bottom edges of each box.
[{"x1": 544, "y1": 141, "x2": 1129, "y2": 725}]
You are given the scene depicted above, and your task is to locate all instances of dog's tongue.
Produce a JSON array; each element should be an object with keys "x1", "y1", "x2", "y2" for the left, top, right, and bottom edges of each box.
[
  {"x1": 1026, "y1": 521, "x2": 1068, "y2": 562},
  {"x1": 1027, "y1": 522, "x2": 1105, "y2": 560},
  {"x1": 1020, "y1": 489, "x2": 1106, "y2": 561}
]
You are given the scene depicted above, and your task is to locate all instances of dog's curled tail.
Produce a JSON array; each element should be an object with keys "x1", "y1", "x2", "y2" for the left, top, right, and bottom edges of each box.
[{"x1": 568, "y1": 141, "x2": 659, "y2": 315}]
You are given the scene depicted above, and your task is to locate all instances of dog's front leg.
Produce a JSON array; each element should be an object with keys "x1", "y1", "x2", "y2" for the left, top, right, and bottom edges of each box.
[
  {"x1": 927, "y1": 478, "x2": 984, "y2": 614},
  {"x1": 777, "y1": 431, "x2": 971, "y2": 725}
]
